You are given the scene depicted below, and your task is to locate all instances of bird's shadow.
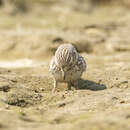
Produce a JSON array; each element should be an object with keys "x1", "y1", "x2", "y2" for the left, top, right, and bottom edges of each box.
[{"x1": 78, "y1": 79, "x2": 107, "y2": 91}]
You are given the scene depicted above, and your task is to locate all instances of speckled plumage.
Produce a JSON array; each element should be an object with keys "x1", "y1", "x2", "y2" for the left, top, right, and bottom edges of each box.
[{"x1": 50, "y1": 44, "x2": 86, "y2": 92}]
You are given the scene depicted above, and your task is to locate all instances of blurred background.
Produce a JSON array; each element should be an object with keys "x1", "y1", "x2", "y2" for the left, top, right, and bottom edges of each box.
[{"x1": 0, "y1": 0, "x2": 130, "y2": 60}]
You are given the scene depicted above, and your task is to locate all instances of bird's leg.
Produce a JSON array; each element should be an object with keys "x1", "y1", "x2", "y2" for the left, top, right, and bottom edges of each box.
[
  {"x1": 52, "y1": 79, "x2": 58, "y2": 93},
  {"x1": 73, "y1": 80, "x2": 79, "y2": 90},
  {"x1": 67, "y1": 82, "x2": 71, "y2": 90}
]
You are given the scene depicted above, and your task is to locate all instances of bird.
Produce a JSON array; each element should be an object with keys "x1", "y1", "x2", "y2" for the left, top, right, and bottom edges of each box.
[{"x1": 49, "y1": 43, "x2": 86, "y2": 93}]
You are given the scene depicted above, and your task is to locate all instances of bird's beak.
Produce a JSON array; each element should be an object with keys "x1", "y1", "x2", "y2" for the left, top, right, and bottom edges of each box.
[{"x1": 61, "y1": 68, "x2": 65, "y2": 80}]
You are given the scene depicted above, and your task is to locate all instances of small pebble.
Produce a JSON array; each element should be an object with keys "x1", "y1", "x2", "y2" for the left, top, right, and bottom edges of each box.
[
  {"x1": 126, "y1": 115, "x2": 130, "y2": 119},
  {"x1": 110, "y1": 86, "x2": 113, "y2": 88},
  {"x1": 40, "y1": 88, "x2": 45, "y2": 91},
  {"x1": 116, "y1": 78, "x2": 118, "y2": 80},
  {"x1": 112, "y1": 96, "x2": 118, "y2": 100},
  {"x1": 58, "y1": 103, "x2": 66, "y2": 107},
  {"x1": 98, "y1": 79, "x2": 102, "y2": 84},
  {"x1": 5, "y1": 105, "x2": 10, "y2": 109},
  {"x1": 120, "y1": 100, "x2": 125, "y2": 104},
  {"x1": 61, "y1": 94, "x2": 66, "y2": 99}
]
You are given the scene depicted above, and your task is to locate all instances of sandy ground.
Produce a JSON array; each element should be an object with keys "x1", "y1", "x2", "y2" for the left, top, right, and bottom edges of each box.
[
  {"x1": 0, "y1": 53, "x2": 130, "y2": 130},
  {"x1": 0, "y1": 2, "x2": 130, "y2": 130}
]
